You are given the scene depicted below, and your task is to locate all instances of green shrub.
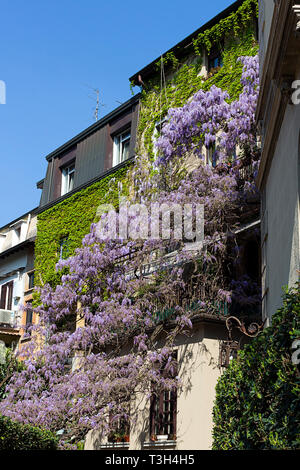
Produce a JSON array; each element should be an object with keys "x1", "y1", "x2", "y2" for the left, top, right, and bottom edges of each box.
[
  {"x1": 0, "y1": 415, "x2": 57, "y2": 450},
  {"x1": 213, "y1": 283, "x2": 300, "y2": 450},
  {"x1": 0, "y1": 349, "x2": 24, "y2": 401}
]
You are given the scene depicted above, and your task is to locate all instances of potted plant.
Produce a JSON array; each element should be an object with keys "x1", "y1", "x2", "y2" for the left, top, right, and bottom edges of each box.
[
  {"x1": 108, "y1": 432, "x2": 117, "y2": 443},
  {"x1": 115, "y1": 433, "x2": 123, "y2": 443}
]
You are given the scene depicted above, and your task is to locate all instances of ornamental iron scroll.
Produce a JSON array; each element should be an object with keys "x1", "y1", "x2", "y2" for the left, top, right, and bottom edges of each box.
[
  {"x1": 219, "y1": 316, "x2": 265, "y2": 368},
  {"x1": 225, "y1": 316, "x2": 265, "y2": 340}
]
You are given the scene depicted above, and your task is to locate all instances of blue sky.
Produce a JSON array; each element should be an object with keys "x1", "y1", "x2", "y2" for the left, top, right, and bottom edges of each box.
[{"x1": 0, "y1": 0, "x2": 234, "y2": 227}]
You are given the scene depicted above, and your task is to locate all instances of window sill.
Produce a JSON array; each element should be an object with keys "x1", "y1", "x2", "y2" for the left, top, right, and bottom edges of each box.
[
  {"x1": 24, "y1": 288, "x2": 34, "y2": 295},
  {"x1": 98, "y1": 442, "x2": 130, "y2": 449},
  {"x1": 143, "y1": 440, "x2": 176, "y2": 448}
]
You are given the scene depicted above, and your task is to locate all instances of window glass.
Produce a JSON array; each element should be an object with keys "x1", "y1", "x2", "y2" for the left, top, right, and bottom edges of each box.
[
  {"x1": 59, "y1": 236, "x2": 70, "y2": 259},
  {"x1": 28, "y1": 271, "x2": 34, "y2": 290},
  {"x1": 61, "y1": 163, "x2": 75, "y2": 195},
  {"x1": 113, "y1": 130, "x2": 131, "y2": 165},
  {"x1": 150, "y1": 352, "x2": 177, "y2": 440}
]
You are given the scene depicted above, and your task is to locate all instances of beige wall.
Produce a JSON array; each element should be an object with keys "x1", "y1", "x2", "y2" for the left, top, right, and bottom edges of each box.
[{"x1": 85, "y1": 323, "x2": 225, "y2": 450}]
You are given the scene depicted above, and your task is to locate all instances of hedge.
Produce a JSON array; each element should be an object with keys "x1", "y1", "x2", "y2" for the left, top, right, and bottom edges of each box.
[
  {"x1": 213, "y1": 283, "x2": 300, "y2": 450},
  {"x1": 0, "y1": 414, "x2": 58, "y2": 450}
]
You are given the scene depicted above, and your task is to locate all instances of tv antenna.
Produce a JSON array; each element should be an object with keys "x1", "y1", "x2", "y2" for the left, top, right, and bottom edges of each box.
[{"x1": 83, "y1": 84, "x2": 106, "y2": 122}]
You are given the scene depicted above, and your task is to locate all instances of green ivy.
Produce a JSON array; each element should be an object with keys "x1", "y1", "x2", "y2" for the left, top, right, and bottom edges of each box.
[
  {"x1": 35, "y1": 163, "x2": 131, "y2": 287},
  {"x1": 192, "y1": 0, "x2": 258, "y2": 55},
  {"x1": 212, "y1": 284, "x2": 300, "y2": 450},
  {"x1": 34, "y1": 0, "x2": 258, "y2": 288},
  {"x1": 136, "y1": 3, "x2": 258, "y2": 161}
]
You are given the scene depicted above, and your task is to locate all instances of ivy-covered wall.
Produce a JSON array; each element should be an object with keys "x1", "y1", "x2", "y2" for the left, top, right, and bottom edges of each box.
[
  {"x1": 35, "y1": 163, "x2": 131, "y2": 287},
  {"x1": 136, "y1": 0, "x2": 258, "y2": 160},
  {"x1": 34, "y1": 0, "x2": 258, "y2": 288}
]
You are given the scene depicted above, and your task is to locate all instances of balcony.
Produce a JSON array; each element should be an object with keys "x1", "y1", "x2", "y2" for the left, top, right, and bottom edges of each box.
[
  {"x1": 0, "y1": 309, "x2": 20, "y2": 349},
  {"x1": 0, "y1": 309, "x2": 18, "y2": 329}
]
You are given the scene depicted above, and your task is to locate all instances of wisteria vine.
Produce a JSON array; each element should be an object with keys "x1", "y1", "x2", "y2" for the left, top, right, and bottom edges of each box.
[{"x1": 0, "y1": 55, "x2": 260, "y2": 448}]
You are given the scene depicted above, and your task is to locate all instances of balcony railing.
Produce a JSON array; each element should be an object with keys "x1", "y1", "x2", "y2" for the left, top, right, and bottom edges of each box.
[{"x1": 152, "y1": 297, "x2": 261, "y2": 325}]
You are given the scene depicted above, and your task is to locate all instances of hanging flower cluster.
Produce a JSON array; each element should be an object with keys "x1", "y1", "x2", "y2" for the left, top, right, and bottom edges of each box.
[{"x1": 155, "y1": 55, "x2": 259, "y2": 165}]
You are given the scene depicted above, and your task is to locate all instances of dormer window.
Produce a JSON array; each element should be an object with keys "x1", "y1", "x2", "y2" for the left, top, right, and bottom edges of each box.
[
  {"x1": 113, "y1": 129, "x2": 131, "y2": 166},
  {"x1": 10, "y1": 220, "x2": 27, "y2": 245},
  {"x1": 61, "y1": 163, "x2": 75, "y2": 196}
]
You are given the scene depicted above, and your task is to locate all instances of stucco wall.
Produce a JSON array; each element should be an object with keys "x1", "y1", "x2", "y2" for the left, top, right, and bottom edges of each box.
[
  {"x1": 263, "y1": 104, "x2": 300, "y2": 320},
  {"x1": 84, "y1": 323, "x2": 225, "y2": 451}
]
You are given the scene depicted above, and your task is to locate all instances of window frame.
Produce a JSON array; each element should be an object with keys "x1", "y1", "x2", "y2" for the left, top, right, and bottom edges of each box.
[
  {"x1": 61, "y1": 162, "x2": 76, "y2": 196},
  {"x1": 149, "y1": 352, "x2": 178, "y2": 440},
  {"x1": 207, "y1": 45, "x2": 223, "y2": 72},
  {"x1": 113, "y1": 128, "x2": 131, "y2": 166},
  {"x1": 27, "y1": 271, "x2": 35, "y2": 290},
  {"x1": 0, "y1": 281, "x2": 14, "y2": 311},
  {"x1": 58, "y1": 236, "x2": 70, "y2": 260}
]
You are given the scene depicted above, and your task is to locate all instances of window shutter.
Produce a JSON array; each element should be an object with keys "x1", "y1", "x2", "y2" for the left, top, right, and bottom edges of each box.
[
  {"x1": 0, "y1": 285, "x2": 7, "y2": 309},
  {"x1": 7, "y1": 281, "x2": 13, "y2": 310}
]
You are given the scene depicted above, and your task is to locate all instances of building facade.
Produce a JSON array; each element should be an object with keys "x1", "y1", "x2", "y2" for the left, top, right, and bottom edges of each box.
[
  {"x1": 0, "y1": 0, "x2": 263, "y2": 451},
  {"x1": 85, "y1": 0, "x2": 261, "y2": 450},
  {"x1": 0, "y1": 210, "x2": 37, "y2": 353},
  {"x1": 257, "y1": 0, "x2": 300, "y2": 323}
]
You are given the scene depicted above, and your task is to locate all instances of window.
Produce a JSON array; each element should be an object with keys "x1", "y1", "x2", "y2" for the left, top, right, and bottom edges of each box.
[
  {"x1": 59, "y1": 236, "x2": 70, "y2": 260},
  {"x1": 25, "y1": 302, "x2": 33, "y2": 327},
  {"x1": 61, "y1": 163, "x2": 75, "y2": 195},
  {"x1": 108, "y1": 398, "x2": 130, "y2": 443},
  {"x1": 150, "y1": 353, "x2": 177, "y2": 440},
  {"x1": 24, "y1": 301, "x2": 33, "y2": 336},
  {"x1": 208, "y1": 47, "x2": 223, "y2": 72},
  {"x1": 206, "y1": 144, "x2": 218, "y2": 168},
  {"x1": 27, "y1": 271, "x2": 35, "y2": 290},
  {"x1": 113, "y1": 129, "x2": 131, "y2": 166},
  {"x1": 0, "y1": 281, "x2": 13, "y2": 311}
]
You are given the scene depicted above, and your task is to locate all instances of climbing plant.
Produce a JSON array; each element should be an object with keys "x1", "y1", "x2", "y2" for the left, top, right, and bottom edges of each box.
[
  {"x1": 0, "y1": 0, "x2": 262, "y2": 450},
  {"x1": 35, "y1": 163, "x2": 131, "y2": 287},
  {"x1": 212, "y1": 283, "x2": 300, "y2": 450},
  {"x1": 136, "y1": 0, "x2": 258, "y2": 161}
]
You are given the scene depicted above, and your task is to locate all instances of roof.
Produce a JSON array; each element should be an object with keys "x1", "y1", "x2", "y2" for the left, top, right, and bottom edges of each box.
[
  {"x1": 45, "y1": 93, "x2": 141, "y2": 162},
  {"x1": 129, "y1": 0, "x2": 243, "y2": 85}
]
